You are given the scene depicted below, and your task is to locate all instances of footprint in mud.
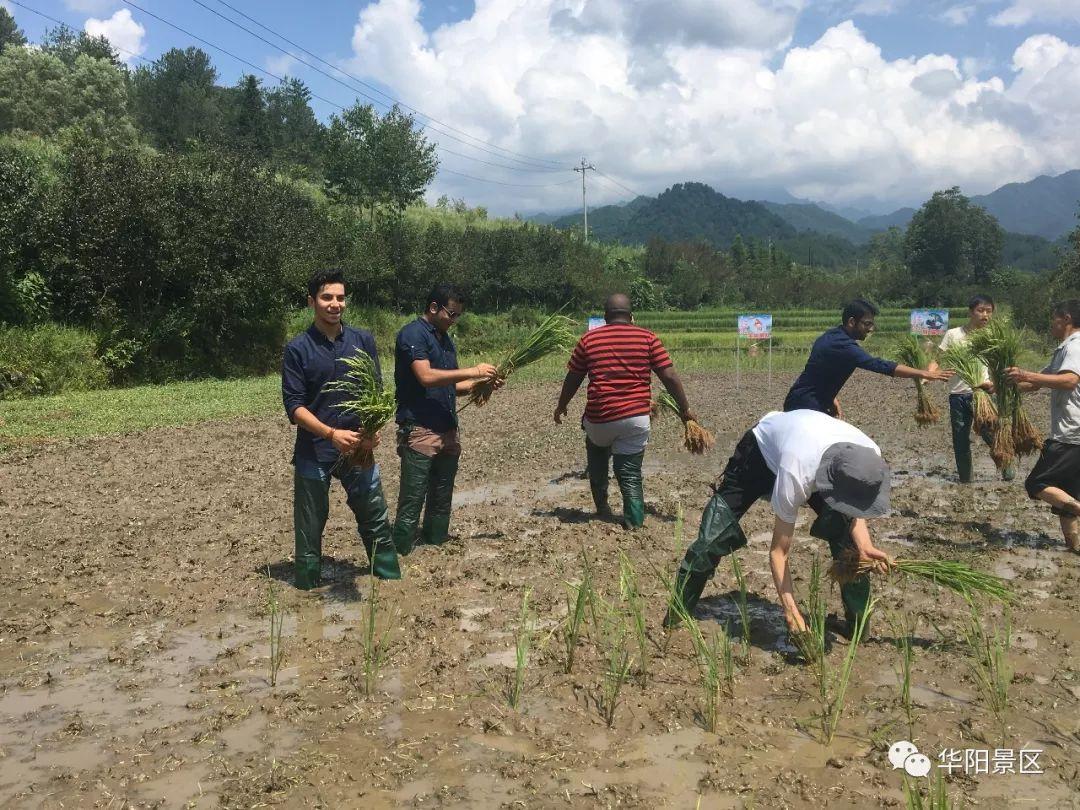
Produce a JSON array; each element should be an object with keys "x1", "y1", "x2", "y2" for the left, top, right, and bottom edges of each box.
[{"x1": 694, "y1": 593, "x2": 798, "y2": 655}]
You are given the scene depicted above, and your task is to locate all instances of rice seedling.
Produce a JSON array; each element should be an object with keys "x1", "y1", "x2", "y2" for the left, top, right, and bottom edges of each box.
[
  {"x1": 731, "y1": 555, "x2": 752, "y2": 666},
  {"x1": 619, "y1": 552, "x2": 651, "y2": 687},
  {"x1": 904, "y1": 769, "x2": 957, "y2": 810},
  {"x1": 322, "y1": 350, "x2": 396, "y2": 469},
  {"x1": 894, "y1": 334, "x2": 940, "y2": 426},
  {"x1": 829, "y1": 550, "x2": 1014, "y2": 604},
  {"x1": 596, "y1": 598, "x2": 634, "y2": 728},
  {"x1": 968, "y1": 317, "x2": 1043, "y2": 468},
  {"x1": 963, "y1": 601, "x2": 1011, "y2": 741},
  {"x1": 889, "y1": 611, "x2": 918, "y2": 740},
  {"x1": 561, "y1": 550, "x2": 596, "y2": 674},
  {"x1": 360, "y1": 573, "x2": 394, "y2": 697},
  {"x1": 507, "y1": 587, "x2": 533, "y2": 709},
  {"x1": 464, "y1": 310, "x2": 577, "y2": 408},
  {"x1": 266, "y1": 568, "x2": 285, "y2": 688},
  {"x1": 654, "y1": 390, "x2": 716, "y2": 453},
  {"x1": 665, "y1": 578, "x2": 734, "y2": 732},
  {"x1": 940, "y1": 342, "x2": 997, "y2": 432},
  {"x1": 796, "y1": 557, "x2": 878, "y2": 744}
]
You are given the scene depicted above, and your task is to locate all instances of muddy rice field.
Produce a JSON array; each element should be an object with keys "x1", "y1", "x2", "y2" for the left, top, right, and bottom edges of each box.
[{"x1": 1, "y1": 372, "x2": 1078, "y2": 808}]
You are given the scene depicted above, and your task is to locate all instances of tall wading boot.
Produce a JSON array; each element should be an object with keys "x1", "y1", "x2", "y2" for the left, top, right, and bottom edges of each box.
[
  {"x1": 664, "y1": 494, "x2": 748, "y2": 626},
  {"x1": 612, "y1": 451, "x2": 645, "y2": 528},
  {"x1": 392, "y1": 449, "x2": 433, "y2": 556},
  {"x1": 293, "y1": 472, "x2": 330, "y2": 590},
  {"x1": 949, "y1": 394, "x2": 974, "y2": 484},
  {"x1": 344, "y1": 468, "x2": 401, "y2": 580},
  {"x1": 421, "y1": 452, "x2": 459, "y2": 546},
  {"x1": 809, "y1": 509, "x2": 871, "y2": 638},
  {"x1": 585, "y1": 438, "x2": 613, "y2": 515}
]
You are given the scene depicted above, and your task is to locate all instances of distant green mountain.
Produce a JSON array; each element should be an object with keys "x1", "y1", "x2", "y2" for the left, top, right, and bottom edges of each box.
[
  {"x1": 760, "y1": 201, "x2": 874, "y2": 244},
  {"x1": 857, "y1": 207, "x2": 916, "y2": 231},
  {"x1": 552, "y1": 181, "x2": 797, "y2": 246},
  {"x1": 971, "y1": 170, "x2": 1080, "y2": 241}
]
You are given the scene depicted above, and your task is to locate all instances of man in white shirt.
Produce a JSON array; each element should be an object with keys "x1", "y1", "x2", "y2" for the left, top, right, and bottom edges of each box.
[
  {"x1": 929, "y1": 294, "x2": 1014, "y2": 483},
  {"x1": 667, "y1": 410, "x2": 892, "y2": 638},
  {"x1": 1007, "y1": 299, "x2": 1080, "y2": 554}
]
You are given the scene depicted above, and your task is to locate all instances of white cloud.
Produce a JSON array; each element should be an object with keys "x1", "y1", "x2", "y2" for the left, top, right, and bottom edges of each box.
[
  {"x1": 941, "y1": 4, "x2": 977, "y2": 24},
  {"x1": 84, "y1": 8, "x2": 146, "y2": 62},
  {"x1": 991, "y1": 0, "x2": 1080, "y2": 25},
  {"x1": 343, "y1": 0, "x2": 1080, "y2": 212},
  {"x1": 266, "y1": 52, "x2": 298, "y2": 77}
]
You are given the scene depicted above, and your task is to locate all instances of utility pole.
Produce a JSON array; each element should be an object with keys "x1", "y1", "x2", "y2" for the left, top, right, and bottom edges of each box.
[{"x1": 573, "y1": 157, "x2": 595, "y2": 241}]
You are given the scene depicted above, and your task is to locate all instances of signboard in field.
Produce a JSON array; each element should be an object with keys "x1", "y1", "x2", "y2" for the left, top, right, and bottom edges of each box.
[
  {"x1": 587, "y1": 316, "x2": 605, "y2": 331},
  {"x1": 737, "y1": 314, "x2": 772, "y2": 339},
  {"x1": 910, "y1": 309, "x2": 949, "y2": 336}
]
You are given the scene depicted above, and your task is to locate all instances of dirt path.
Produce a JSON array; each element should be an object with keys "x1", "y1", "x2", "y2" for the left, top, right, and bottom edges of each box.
[{"x1": 1, "y1": 373, "x2": 1077, "y2": 808}]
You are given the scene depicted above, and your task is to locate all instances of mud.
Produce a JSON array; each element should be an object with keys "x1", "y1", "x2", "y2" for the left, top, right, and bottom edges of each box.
[{"x1": 1, "y1": 373, "x2": 1078, "y2": 808}]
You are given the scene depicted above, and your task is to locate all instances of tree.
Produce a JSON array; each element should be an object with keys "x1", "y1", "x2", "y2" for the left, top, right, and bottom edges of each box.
[
  {"x1": 41, "y1": 24, "x2": 120, "y2": 67},
  {"x1": 131, "y1": 47, "x2": 224, "y2": 148},
  {"x1": 230, "y1": 74, "x2": 269, "y2": 157},
  {"x1": 903, "y1": 187, "x2": 1003, "y2": 286},
  {"x1": 265, "y1": 78, "x2": 323, "y2": 168},
  {"x1": 0, "y1": 8, "x2": 27, "y2": 54},
  {"x1": 324, "y1": 102, "x2": 437, "y2": 217}
]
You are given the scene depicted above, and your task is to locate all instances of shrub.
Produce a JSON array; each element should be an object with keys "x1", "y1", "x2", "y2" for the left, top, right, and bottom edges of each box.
[{"x1": 0, "y1": 323, "x2": 108, "y2": 398}]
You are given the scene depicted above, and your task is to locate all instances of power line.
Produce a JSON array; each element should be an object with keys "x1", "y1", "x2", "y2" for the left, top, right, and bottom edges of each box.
[
  {"x1": 182, "y1": 0, "x2": 568, "y2": 173},
  {"x1": 205, "y1": 0, "x2": 566, "y2": 170},
  {"x1": 437, "y1": 167, "x2": 578, "y2": 189},
  {"x1": 593, "y1": 168, "x2": 646, "y2": 199}
]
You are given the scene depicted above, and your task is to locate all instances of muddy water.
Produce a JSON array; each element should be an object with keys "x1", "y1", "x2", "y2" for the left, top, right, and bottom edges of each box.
[{"x1": 1, "y1": 373, "x2": 1078, "y2": 807}]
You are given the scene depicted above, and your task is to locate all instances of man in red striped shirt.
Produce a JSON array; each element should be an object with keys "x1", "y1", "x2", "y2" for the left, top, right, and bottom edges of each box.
[{"x1": 554, "y1": 293, "x2": 698, "y2": 528}]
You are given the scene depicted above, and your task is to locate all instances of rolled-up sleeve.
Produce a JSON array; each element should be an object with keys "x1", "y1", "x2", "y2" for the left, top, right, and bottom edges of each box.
[
  {"x1": 399, "y1": 326, "x2": 430, "y2": 363},
  {"x1": 770, "y1": 469, "x2": 807, "y2": 525},
  {"x1": 848, "y1": 342, "x2": 897, "y2": 376},
  {"x1": 282, "y1": 344, "x2": 306, "y2": 423}
]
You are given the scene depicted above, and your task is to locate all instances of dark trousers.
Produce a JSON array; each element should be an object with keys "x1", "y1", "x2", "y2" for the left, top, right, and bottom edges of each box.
[{"x1": 677, "y1": 429, "x2": 870, "y2": 624}]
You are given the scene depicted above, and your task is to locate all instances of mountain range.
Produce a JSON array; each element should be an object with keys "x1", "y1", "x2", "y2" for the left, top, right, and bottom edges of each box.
[{"x1": 537, "y1": 170, "x2": 1079, "y2": 271}]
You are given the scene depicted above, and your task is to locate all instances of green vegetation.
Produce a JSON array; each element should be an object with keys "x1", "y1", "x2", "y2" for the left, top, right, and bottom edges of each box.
[
  {"x1": 360, "y1": 574, "x2": 394, "y2": 698},
  {"x1": 266, "y1": 569, "x2": 286, "y2": 689},
  {"x1": 560, "y1": 551, "x2": 595, "y2": 675},
  {"x1": 507, "y1": 588, "x2": 533, "y2": 710},
  {"x1": 964, "y1": 603, "x2": 1012, "y2": 741}
]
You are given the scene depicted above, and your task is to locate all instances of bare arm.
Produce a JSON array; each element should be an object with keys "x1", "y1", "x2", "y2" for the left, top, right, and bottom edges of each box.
[
  {"x1": 654, "y1": 365, "x2": 697, "y2": 422},
  {"x1": 411, "y1": 359, "x2": 496, "y2": 389},
  {"x1": 554, "y1": 371, "x2": 586, "y2": 424},
  {"x1": 1007, "y1": 367, "x2": 1080, "y2": 392},
  {"x1": 894, "y1": 363, "x2": 952, "y2": 383},
  {"x1": 769, "y1": 518, "x2": 806, "y2": 633}
]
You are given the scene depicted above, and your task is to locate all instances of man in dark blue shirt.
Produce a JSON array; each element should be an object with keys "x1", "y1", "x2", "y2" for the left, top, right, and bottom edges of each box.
[
  {"x1": 392, "y1": 283, "x2": 497, "y2": 555},
  {"x1": 282, "y1": 269, "x2": 400, "y2": 588},
  {"x1": 784, "y1": 299, "x2": 950, "y2": 418}
]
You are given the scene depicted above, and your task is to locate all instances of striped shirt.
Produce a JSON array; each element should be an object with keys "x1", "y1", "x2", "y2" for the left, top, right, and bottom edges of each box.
[{"x1": 568, "y1": 323, "x2": 673, "y2": 423}]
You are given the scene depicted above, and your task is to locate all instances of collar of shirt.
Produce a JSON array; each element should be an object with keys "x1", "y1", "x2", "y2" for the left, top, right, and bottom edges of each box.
[
  {"x1": 307, "y1": 322, "x2": 347, "y2": 345},
  {"x1": 1056, "y1": 330, "x2": 1080, "y2": 351}
]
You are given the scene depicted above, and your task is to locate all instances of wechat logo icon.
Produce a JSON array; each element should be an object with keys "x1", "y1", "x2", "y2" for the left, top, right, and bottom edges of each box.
[{"x1": 889, "y1": 741, "x2": 932, "y2": 777}]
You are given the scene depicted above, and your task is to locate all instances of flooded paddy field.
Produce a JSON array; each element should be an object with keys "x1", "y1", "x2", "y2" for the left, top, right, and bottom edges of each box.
[{"x1": 1, "y1": 373, "x2": 1077, "y2": 808}]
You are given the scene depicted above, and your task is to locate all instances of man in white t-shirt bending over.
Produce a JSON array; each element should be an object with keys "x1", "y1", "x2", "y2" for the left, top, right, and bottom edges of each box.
[{"x1": 667, "y1": 409, "x2": 892, "y2": 639}]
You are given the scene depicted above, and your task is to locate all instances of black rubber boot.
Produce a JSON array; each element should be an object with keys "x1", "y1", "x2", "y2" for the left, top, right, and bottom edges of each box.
[
  {"x1": 421, "y1": 452, "x2": 459, "y2": 546},
  {"x1": 612, "y1": 451, "x2": 645, "y2": 528},
  {"x1": 392, "y1": 448, "x2": 433, "y2": 556},
  {"x1": 345, "y1": 472, "x2": 401, "y2": 580},
  {"x1": 293, "y1": 472, "x2": 330, "y2": 590},
  {"x1": 585, "y1": 438, "x2": 612, "y2": 515}
]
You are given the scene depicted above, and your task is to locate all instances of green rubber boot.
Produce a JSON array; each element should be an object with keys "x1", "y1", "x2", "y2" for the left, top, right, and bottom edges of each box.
[
  {"x1": 421, "y1": 452, "x2": 459, "y2": 546},
  {"x1": 612, "y1": 451, "x2": 645, "y2": 528},
  {"x1": 585, "y1": 438, "x2": 612, "y2": 515},
  {"x1": 665, "y1": 494, "x2": 749, "y2": 623},
  {"x1": 346, "y1": 473, "x2": 401, "y2": 580},
  {"x1": 809, "y1": 508, "x2": 871, "y2": 635},
  {"x1": 293, "y1": 472, "x2": 329, "y2": 590},
  {"x1": 392, "y1": 449, "x2": 433, "y2": 556}
]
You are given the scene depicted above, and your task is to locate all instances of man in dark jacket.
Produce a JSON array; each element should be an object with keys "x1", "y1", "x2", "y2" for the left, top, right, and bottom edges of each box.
[
  {"x1": 784, "y1": 299, "x2": 949, "y2": 418},
  {"x1": 282, "y1": 269, "x2": 400, "y2": 588}
]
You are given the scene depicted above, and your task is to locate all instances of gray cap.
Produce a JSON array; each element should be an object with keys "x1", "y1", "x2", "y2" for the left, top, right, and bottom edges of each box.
[{"x1": 814, "y1": 442, "x2": 891, "y2": 518}]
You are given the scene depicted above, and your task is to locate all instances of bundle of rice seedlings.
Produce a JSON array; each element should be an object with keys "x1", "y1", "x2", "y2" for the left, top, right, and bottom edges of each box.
[
  {"x1": 322, "y1": 351, "x2": 396, "y2": 469},
  {"x1": 465, "y1": 311, "x2": 577, "y2": 408},
  {"x1": 654, "y1": 391, "x2": 716, "y2": 454},
  {"x1": 968, "y1": 318, "x2": 1043, "y2": 467},
  {"x1": 940, "y1": 342, "x2": 998, "y2": 432},
  {"x1": 893, "y1": 334, "x2": 940, "y2": 426},
  {"x1": 829, "y1": 549, "x2": 1014, "y2": 605}
]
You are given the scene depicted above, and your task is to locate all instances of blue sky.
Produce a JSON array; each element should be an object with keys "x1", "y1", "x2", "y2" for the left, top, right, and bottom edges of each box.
[{"x1": 6, "y1": 1, "x2": 1080, "y2": 215}]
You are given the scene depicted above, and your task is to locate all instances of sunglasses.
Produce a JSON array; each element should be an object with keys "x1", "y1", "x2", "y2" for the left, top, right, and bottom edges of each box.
[{"x1": 439, "y1": 305, "x2": 462, "y2": 320}]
